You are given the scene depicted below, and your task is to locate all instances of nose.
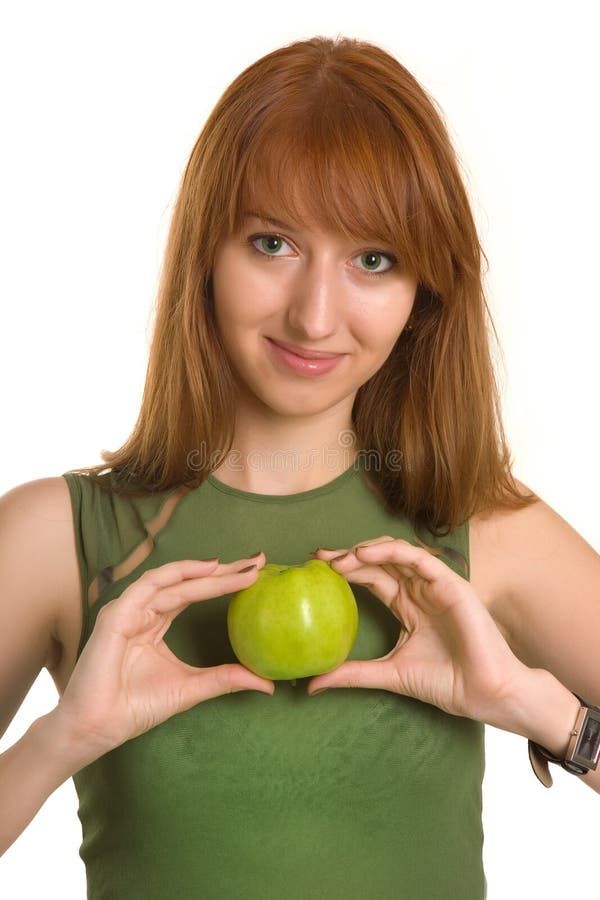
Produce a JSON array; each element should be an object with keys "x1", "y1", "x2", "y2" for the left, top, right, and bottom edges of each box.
[{"x1": 285, "y1": 256, "x2": 340, "y2": 342}]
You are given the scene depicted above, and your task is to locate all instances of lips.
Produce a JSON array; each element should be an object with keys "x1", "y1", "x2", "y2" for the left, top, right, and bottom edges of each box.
[
  {"x1": 267, "y1": 338, "x2": 342, "y2": 359},
  {"x1": 266, "y1": 337, "x2": 344, "y2": 377}
]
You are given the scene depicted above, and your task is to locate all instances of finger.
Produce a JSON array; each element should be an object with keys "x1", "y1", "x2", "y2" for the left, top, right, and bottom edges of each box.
[
  {"x1": 133, "y1": 553, "x2": 265, "y2": 598},
  {"x1": 308, "y1": 547, "x2": 349, "y2": 560},
  {"x1": 149, "y1": 565, "x2": 263, "y2": 615},
  {"x1": 309, "y1": 536, "x2": 395, "y2": 560},
  {"x1": 328, "y1": 551, "x2": 406, "y2": 595},
  {"x1": 354, "y1": 539, "x2": 454, "y2": 584},
  {"x1": 212, "y1": 551, "x2": 266, "y2": 572},
  {"x1": 329, "y1": 559, "x2": 400, "y2": 609},
  {"x1": 141, "y1": 558, "x2": 221, "y2": 591},
  {"x1": 355, "y1": 540, "x2": 477, "y2": 619},
  {"x1": 106, "y1": 558, "x2": 219, "y2": 618},
  {"x1": 179, "y1": 662, "x2": 275, "y2": 708},
  {"x1": 352, "y1": 535, "x2": 396, "y2": 547},
  {"x1": 114, "y1": 561, "x2": 262, "y2": 618},
  {"x1": 328, "y1": 555, "x2": 425, "y2": 632},
  {"x1": 307, "y1": 657, "x2": 401, "y2": 695}
]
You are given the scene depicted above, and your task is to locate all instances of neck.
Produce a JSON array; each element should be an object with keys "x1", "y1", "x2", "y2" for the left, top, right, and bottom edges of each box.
[{"x1": 211, "y1": 404, "x2": 358, "y2": 495}]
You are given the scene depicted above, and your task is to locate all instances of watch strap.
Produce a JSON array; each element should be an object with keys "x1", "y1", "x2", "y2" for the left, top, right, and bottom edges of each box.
[
  {"x1": 528, "y1": 694, "x2": 600, "y2": 788},
  {"x1": 528, "y1": 740, "x2": 557, "y2": 788}
]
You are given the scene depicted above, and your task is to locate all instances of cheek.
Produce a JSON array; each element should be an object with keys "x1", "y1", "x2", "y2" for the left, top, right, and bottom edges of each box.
[
  {"x1": 352, "y1": 300, "x2": 413, "y2": 357},
  {"x1": 213, "y1": 263, "x2": 281, "y2": 331}
]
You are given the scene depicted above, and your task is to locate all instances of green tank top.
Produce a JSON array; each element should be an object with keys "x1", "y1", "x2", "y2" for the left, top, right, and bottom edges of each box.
[{"x1": 62, "y1": 460, "x2": 486, "y2": 899}]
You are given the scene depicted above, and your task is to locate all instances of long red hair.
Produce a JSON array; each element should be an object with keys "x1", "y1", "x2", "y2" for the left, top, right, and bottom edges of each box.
[{"x1": 69, "y1": 36, "x2": 535, "y2": 535}]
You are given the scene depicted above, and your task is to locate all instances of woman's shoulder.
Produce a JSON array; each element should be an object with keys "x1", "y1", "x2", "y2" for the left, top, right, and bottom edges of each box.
[
  {"x1": 1, "y1": 474, "x2": 73, "y2": 509},
  {"x1": 0, "y1": 476, "x2": 79, "y2": 612},
  {"x1": 468, "y1": 480, "x2": 537, "y2": 611},
  {"x1": 0, "y1": 476, "x2": 82, "y2": 707},
  {"x1": 469, "y1": 479, "x2": 599, "y2": 658},
  {"x1": 0, "y1": 476, "x2": 76, "y2": 549}
]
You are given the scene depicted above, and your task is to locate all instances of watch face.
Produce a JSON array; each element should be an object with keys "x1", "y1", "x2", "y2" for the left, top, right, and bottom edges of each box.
[{"x1": 575, "y1": 712, "x2": 600, "y2": 768}]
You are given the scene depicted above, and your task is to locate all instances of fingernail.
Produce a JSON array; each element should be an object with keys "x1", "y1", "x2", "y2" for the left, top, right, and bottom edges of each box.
[
  {"x1": 239, "y1": 564, "x2": 258, "y2": 573},
  {"x1": 199, "y1": 556, "x2": 218, "y2": 562},
  {"x1": 309, "y1": 688, "x2": 328, "y2": 696},
  {"x1": 329, "y1": 552, "x2": 349, "y2": 563},
  {"x1": 247, "y1": 550, "x2": 263, "y2": 558}
]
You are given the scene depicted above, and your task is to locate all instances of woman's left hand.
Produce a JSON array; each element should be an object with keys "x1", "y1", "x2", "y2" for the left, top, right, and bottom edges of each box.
[{"x1": 308, "y1": 537, "x2": 531, "y2": 728}]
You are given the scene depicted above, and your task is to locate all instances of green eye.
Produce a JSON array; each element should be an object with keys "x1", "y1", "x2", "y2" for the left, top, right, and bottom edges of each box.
[
  {"x1": 260, "y1": 236, "x2": 284, "y2": 254},
  {"x1": 249, "y1": 233, "x2": 295, "y2": 260},
  {"x1": 250, "y1": 234, "x2": 294, "y2": 256},
  {"x1": 352, "y1": 251, "x2": 394, "y2": 274},
  {"x1": 359, "y1": 252, "x2": 394, "y2": 273},
  {"x1": 362, "y1": 252, "x2": 382, "y2": 270}
]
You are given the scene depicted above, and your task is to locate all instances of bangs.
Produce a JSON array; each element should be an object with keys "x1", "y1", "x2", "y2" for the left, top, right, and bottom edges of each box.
[{"x1": 228, "y1": 100, "x2": 421, "y2": 279}]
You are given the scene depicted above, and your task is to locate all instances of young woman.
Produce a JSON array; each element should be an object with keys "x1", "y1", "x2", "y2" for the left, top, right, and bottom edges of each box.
[{"x1": 1, "y1": 35, "x2": 598, "y2": 899}]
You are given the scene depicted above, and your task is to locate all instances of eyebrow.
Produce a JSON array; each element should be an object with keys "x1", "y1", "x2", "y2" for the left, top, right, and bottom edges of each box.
[
  {"x1": 243, "y1": 210, "x2": 299, "y2": 232},
  {"x1": 241, "y1": 209, "x2": 396, "y2": 255}
]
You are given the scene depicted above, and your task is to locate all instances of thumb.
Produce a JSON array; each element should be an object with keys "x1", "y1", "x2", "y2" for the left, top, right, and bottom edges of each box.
[
  {"x1": 307, "y1": 657, "x2": 398, "y2": 696},
  {"x1": 180, "y1": 663, "x2": 275, "y2": 708}
]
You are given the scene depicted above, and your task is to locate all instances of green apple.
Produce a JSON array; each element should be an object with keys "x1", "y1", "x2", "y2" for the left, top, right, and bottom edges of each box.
[{"x1": 227, "y1": 558, "x2": 359, "y2": 680}]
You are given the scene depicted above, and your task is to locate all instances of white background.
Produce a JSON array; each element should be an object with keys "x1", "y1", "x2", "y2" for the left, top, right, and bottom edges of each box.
[{"x1": 0, "y1": 1, "x2": 598, "y2": 897}]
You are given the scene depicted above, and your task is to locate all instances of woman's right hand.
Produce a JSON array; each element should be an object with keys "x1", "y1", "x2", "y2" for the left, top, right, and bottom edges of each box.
[{"x1": 53, "y1": 554, "x2": 273, "y2": 760}]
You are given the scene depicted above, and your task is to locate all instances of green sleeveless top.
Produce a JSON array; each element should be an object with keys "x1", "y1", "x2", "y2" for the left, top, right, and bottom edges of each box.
[{"x1": 62, "y1": 461, "x2": 486, "y2": 900}]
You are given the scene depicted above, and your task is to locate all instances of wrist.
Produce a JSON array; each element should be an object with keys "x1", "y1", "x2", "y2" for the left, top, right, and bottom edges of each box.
[
  {"x1": 44, "y1": 706, "x2": 109, "y2": 775},
  {"x1": 497, "y1": 666, "x2": 581, "y2": 755}
]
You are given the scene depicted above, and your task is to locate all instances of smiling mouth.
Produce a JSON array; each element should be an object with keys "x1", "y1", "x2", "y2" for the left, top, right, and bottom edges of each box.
[
  {"x1": 267, "y1": 338, "x2": 343, "y2": 360},
  {"x1": 265, "y1": 337, "x2": 344, "y2": 377}
]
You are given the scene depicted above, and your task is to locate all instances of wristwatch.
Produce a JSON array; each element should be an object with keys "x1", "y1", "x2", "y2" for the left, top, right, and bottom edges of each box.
[{"x1": 528, "y1": 694, "x2": 600, "y2": 788}]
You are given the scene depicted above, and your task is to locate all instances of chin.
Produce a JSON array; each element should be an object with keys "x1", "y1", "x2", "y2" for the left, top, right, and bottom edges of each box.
[
  {"x1": 261, "y1": 382, "x2": 357, "y2": 419},
  {"x1": 231, "y1": 354, "x2": 363, "y2": 418}
]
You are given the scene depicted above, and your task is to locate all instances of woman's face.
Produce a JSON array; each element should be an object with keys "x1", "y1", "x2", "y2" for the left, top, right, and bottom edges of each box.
[{"x1": 211, "y1": 210, "x2": 417, "y2": 422}]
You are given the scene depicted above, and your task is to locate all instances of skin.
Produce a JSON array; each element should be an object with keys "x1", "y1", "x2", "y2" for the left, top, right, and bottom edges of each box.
[
  {"x1": 210, "y1": 212, "x2": 417, "y2": 494},
  {"x1": 1, "y1": 200, "x2": 599, "y2": 860},
  {"x1": 209, "y1": 208, "x2": 600, "y2": 792}
]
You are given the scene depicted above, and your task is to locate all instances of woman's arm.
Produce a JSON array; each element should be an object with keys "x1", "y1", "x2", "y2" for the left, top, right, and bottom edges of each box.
[
  {"x1": 0, "y1": 708, "x2": 103, "y2": 855},
  {"x1": 469, "y1": 481, "x2": 600, "y2": 791},
  {"x1": 469, "y1": 481, "x2": 600, "y2": 709},
  {"x1": 0, "y1": 479, "x2": 274, "y2": 856},
  {"x1": 0, "y1": 478, "x2": 93, "y2": 855},
  {"x1": 308, "y1": 506, "x2": 600, "y2": 793}
]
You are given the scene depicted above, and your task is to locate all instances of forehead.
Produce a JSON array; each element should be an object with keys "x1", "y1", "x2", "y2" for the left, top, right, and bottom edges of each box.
[
  {"x1": 233, "y1": 152, "x2": 396, "y2": 250},
  {"x1": 237, "y1": 165, "x2": 357, "y2": 237},
  {"x1": 222, "y1": 103, "x2": 423, "y2": 279},
  {"x1": 238, "y1": 211, "x2": 388, "y2": 255}
]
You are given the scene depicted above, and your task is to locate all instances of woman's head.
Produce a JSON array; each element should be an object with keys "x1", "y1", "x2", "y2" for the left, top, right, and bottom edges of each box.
[
  {"x1": 210, "y1": 212, "x2": 418, "y2": 429},
  {"x1": 183, "y1": 35, "x2": 481, "y2": 309},
  {"x1": 84, "y1": 36, "x2": 532, "y2": 533}
]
